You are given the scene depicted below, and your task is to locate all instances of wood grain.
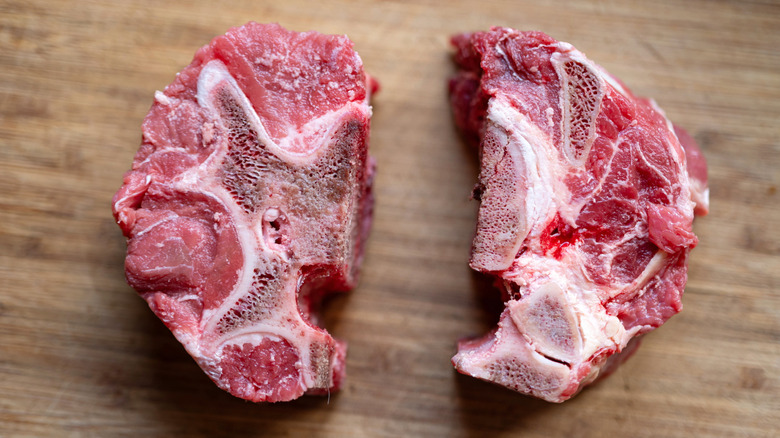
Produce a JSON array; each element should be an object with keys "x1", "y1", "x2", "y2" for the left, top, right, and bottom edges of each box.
[{"x1": 1, "y1": 0, "x2": 778, "y2": 436}]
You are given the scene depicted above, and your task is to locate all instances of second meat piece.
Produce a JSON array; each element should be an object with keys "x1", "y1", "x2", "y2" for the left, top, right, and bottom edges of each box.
[{"x1": 449, "y1": 27, "x2": 708, "y2": 402}]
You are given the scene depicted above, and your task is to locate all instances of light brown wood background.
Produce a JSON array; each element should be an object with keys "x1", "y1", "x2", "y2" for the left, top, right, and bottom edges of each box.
[{"x1": 1, "y1": 0, "x2": 778, "y2": 436}]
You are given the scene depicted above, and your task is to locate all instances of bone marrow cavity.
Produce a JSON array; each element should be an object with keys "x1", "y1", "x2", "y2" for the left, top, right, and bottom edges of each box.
[{"x1": 553, "y1": 56, "x2": 604, "y2": 165}]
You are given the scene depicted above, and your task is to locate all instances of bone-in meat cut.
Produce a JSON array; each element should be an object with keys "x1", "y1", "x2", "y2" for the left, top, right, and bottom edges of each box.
[
  {"x1": 112, "y1": 22, "x2": 376, "y2": 402},
  {"x1": 449, "y1": 27, "x2": 708, "y2": 402}
]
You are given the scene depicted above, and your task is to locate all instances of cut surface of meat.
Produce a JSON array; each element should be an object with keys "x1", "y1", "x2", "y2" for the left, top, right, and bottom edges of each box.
[
  {"x1": 112, "y1": 22, "x2": 376, "y2": 402},
  {"x1": 449, "y1": 27, "x2": 708, "y2": 402}
]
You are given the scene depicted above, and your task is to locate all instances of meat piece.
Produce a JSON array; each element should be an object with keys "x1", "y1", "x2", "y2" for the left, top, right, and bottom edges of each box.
[
  {"x1": 112, "y1": 22, "x2": 377, "y2": 402},
  {"x1": 449, "y1": 27, "x2": 707, "y2": 402}
]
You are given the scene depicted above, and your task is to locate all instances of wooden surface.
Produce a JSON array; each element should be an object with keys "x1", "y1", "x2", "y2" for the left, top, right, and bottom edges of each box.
[{"x1": 1, "y1": 0, "x2": 779, "y2": 436}]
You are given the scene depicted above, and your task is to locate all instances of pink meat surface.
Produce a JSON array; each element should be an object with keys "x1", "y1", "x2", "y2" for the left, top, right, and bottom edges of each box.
[
  {"x1": 449, "y1": 28, "x2": 708, "y2": 402},
  {"x1": 112, "y1": 22, "x2": 376, "y2": 402}
]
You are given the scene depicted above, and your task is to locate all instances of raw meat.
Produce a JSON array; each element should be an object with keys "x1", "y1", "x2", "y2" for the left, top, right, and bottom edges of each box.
[
  {"x1": 112, "y1": 22, "x2": 376, "y2": 402},
  {"x1": 449, "y1": 27, "x2": 708, "y2": 402}
]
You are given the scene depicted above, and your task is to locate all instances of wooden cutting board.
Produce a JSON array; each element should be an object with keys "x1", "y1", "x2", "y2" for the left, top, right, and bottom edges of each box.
[{"x1": 1, "y1": 1, "x2": 778, "y2": 436}]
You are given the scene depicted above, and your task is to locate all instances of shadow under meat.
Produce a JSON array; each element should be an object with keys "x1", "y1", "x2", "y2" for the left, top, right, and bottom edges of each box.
[
  {"x1": 455, "y1": 371, "x2": 553, "y2": 435},
  {"x1": 468, "y1": 270, "x2": 505, "y2": 330}
]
